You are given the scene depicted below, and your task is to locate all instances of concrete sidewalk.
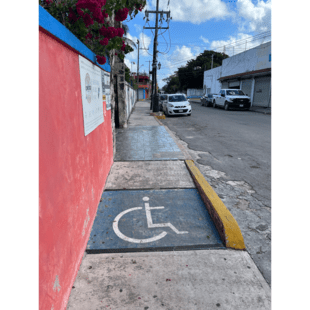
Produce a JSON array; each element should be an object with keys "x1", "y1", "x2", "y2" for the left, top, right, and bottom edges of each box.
[{"x1": 67, "y1": 100, "x2": 271, "y2": 309}]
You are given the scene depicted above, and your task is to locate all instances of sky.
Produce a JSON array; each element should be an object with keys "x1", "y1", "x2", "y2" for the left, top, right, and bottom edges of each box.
[{"x1": 123, "y1": 0, "x2": 271, "y2": 88}]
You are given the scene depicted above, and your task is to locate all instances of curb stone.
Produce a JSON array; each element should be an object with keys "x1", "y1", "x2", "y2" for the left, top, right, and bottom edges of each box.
[{"x1": 185, "y1": 160, "x2": 246, "y2": 250}]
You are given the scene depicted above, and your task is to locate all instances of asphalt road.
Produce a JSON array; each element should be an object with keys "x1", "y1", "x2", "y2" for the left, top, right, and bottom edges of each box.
[{"x1": 161, "y1": 100, "x2": 271, "y2": 285}]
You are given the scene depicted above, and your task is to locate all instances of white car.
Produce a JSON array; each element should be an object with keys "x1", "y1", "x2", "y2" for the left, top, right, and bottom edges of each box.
[
  {"x1": 163, "y1": 94, "x2": 192, "y2": 116},
  {"x1": 214, "y1": 89, "x2": 251, "y2": 110}
]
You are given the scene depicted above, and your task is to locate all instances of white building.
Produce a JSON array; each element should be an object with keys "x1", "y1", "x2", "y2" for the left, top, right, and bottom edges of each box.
[
  {"x1": 203, "y1": 41, "x2": 271, "y2": 107},
  {"x1": 187, "y1": 88, "x2": 204, "y2": 98}
]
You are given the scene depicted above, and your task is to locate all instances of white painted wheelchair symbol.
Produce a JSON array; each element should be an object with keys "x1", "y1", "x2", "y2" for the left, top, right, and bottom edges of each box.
[{"x1": 113, "y1": 197, "x2": 188, "y2": 243}]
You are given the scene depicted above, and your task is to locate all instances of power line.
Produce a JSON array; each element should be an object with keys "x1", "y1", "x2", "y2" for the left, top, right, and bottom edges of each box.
[
  {"x1": 162, "y1": 30, "x2": 271, "y2": 60},
  {"x1": 161, "y1": 35, "x2": 271, "y2": 65}
]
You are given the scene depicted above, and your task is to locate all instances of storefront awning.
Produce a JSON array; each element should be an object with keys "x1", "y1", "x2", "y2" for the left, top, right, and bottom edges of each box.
[{"x1": 218, "y1": 68, "x2": 271, "y2": 81}]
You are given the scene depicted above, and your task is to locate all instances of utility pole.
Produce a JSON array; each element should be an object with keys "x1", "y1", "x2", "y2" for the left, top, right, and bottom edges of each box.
[
  {"x1": 144, "y1": 3, "x2": 171, "y2": 112},
  {"x1": 211, "y1": 54, "x2": 214, "y2": 69},
  {"x1": 152, "y1": 0, "x2": 159, "y2": 111},
  {"x1": 137, "y1": 39, "x2": 140, "y2": 99},
  {"x1": 136, "y1": 39, "x2": 149, "y2": 100},
  {"x1": 146, "y1": 60, "x2": 152, "y2": 76},
  {"x1": 146, "y1": 60, "x2": 152, "y2": 100}
]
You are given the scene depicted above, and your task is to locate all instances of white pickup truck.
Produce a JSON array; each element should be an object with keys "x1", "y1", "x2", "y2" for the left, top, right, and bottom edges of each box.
[{"x1": 214, "y1": 89, "x2": 251, "y2": 111}]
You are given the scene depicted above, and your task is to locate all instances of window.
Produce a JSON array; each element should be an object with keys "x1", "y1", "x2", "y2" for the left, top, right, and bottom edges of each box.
[
  {"x1": 168, "y1": 95, "x2": 187, "y2": 102},
  {"x1": 226, "y1": 90, "x2": 245, "y2": 96}
]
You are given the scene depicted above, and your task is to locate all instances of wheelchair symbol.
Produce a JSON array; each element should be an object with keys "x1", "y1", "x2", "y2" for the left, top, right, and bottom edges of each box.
[{"x1": 112, "y1": 197, "x2": 188, "y2": 243}]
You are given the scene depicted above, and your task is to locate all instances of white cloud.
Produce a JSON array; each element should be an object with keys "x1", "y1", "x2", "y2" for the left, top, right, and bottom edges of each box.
[
  {"x1": 158, "y1": 45, "x2": 202, "y2": 87},
  {"x1": 148, "y1": 0, "x2": 230, "y2": 24},
  {"x1": 139, "y1": 33, "x2": 152, "y2": 56},
  {"x1": 237, "y1": 0, "x2": 271, "y2": 32},
  {"x1": 124, "y1": 32, "x2": 153, "y2": 73},
  {"x1": 134, "y1": 24, "x2": 142, "y2": 32},
  {"x1": 124, "y1": 32, "x2": 138, "y2": 71},
  {"x1": 200, "y1": 36, "x2": 209, "y2": 44},
  {"x1": 209, "y1": 33, "x2": 271, "y2": 56}
]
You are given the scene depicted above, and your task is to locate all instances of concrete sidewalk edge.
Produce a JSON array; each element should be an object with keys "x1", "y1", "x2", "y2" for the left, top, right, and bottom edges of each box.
[
  {"x1": 152, "y1": 114, "x2": 245, "y2": 250},
  {"x1": 185, "y1": 160, "x2": 246, "y2": 250}
]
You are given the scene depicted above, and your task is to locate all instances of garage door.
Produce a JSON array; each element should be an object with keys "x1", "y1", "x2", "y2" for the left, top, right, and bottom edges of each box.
[
  {"x1": 221, "y1": 81, "x2": 228, "y2": 89},
  {"x1": 241, "y1": 79, "x2": 252, "y2": 98},
  {"x1": 138, "y1": 89, "x2": 144, "y2": 100},
  {"x1": 253, "y1": 76, "x2": 271, "y2": 107},
  {"x1": 228, "y1": 80, "x2": 240, "y2": 88}
]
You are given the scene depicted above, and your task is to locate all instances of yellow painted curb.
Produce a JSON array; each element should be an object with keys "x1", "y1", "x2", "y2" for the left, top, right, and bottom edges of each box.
[
  {"x1": 185, "y1": 160, "x2": 246, "y2": 250},
  {"x1": 155, "y1": 115, "x2": 166, "y2": 119}
]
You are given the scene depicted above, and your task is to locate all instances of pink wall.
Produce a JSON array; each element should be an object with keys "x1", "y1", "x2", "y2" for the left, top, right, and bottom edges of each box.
[{"x1": 39, "y1": 30, "x2": 113, "y2": 310}]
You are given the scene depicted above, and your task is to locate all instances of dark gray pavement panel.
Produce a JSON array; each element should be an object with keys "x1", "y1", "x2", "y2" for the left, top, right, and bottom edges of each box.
[{"x1": 86, "y1": 189, "x2": 224, "y2": 253}]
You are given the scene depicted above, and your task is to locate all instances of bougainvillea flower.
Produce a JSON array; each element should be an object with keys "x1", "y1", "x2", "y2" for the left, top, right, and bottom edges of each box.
[
  {"x1": 96, "y1": 55, "x2": 106, "y2": 64},
  {"x1": 96, "y1": 0, "x2": 107, "y2": 8},
  {"x1": 116, "y1": 28, "x2": 124, "y2": 37},
  {"x1": 83, "y1": 13, "x2": 94, "y2": 27},
  {"x1": 85, "y1": 32, "x2": 93, "y2": 39},
  {"x1": 102, "y1": 10, "x2": 109, "y2": 19},
  {"x1": 105, "y1": 27, "x2": 117, "y2": 39},
  {"x1": 68, "y1": 8, "x2": 78, "y2": 22},
  {"x1": 99, "y1": 26, "x2": 108, "y2": 36},
  {"x1": 76, "y1": 0, "x2": 97, "y2": 12},
  {"x1": 100, "y1": 38, "x2": 109, "y2": 46},
  {"x1": 115, "y1": 8, "x2": 129, "y2": 21}
]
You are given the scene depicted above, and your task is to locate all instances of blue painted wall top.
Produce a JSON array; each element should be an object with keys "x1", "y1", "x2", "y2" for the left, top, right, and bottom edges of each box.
[{"x1": 39, "y1": 5, "x2": 111, "y2": 72}]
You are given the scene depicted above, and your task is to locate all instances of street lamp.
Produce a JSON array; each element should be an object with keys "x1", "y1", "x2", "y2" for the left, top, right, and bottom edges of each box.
[{"x1": 158, "y1": 62, "x2": 161, "y2": 70}]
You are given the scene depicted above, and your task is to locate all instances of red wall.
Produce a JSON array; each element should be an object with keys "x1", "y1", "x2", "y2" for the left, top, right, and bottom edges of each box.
[{"x1": 39, "y1": 30, "x2": 113, "y2": 310}]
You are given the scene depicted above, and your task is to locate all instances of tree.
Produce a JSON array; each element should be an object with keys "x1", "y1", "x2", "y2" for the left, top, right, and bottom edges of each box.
[
  {"x1": 162, "y1": 75, "x2": 180, "y2": 94},
  {"x1": 125, "y1": 67, "x2": 138, "y2": 89},
  {"x1": 177, "y1": 50, "x2": 229, "y2": 91}
]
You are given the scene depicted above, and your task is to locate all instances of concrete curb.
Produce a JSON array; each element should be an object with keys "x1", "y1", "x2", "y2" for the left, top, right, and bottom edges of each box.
[
  {"x1": 249, "y1": 109, "x2": 271, "y2": 115},
  {"x1": 185, "y1": 159, "x2": 246, "y2": 250}
]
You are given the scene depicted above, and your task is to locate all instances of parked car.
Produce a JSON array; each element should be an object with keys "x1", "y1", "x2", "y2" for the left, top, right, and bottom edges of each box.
[
  {"x1": 163, "y1": 93, "x2": 192, "y2": 116},
  {"x1": 159, "y1": 94, "x2": 168, "y2": 111},
  {"x1": 201, "y1": 93, "x2": 218, "y2": 107},
  {"x1": 214, "y1": 89, "x2": 251, "y2": 110}
]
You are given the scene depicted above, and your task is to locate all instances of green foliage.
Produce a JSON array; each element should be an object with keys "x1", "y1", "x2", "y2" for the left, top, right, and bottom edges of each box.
[
  {"x1": 162, "y1": 76, "x2": 180, "y2": 94},
  {"x1": 125, "y1": 67, "x2": 138, "y2": 88},
  {"x1": 39, "y1": 0, "x2": 146, "y2": 63},
  {"x1": 162, "y1": 50, "x2": 229, "y2": 92}
]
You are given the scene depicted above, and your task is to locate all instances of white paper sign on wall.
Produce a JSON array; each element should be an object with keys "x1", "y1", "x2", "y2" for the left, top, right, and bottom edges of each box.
[
  {"x1": 101, "y1": 70, "x2": 111, "y2": 110},
  {"x1": 79, "y1": 55, "x2": 104, "y2": 136}
]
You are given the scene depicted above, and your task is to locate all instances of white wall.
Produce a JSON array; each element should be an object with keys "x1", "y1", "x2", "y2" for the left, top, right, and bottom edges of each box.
[
  {"x1": 125, "y1": 82, "x2": 137, "y2": 120},
  {"x1": 203, "y1": 41, "x2": 271, "y2": 94},
  {"x1": 221, "y1": 41, "x2": 271, "y2": 77},
  {"x1": 187, "y1": 89, "x2": 204, "y2": 97},
  {"x1": 203, "y1": 66, "x2": 223, "y2": 94}
]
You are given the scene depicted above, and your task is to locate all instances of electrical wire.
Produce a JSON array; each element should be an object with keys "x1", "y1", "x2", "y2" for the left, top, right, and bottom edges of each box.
[
  {"x1": 161, "y1": 30, "x2": 271, "y2": 61},
  {"x1": 158, "y1": 20, "x2": 170, "y2": 54},
  {"x1": 157, "y1": 30, "x2": 271, "y2": 47},
  {"x1": 161, "y1": 33, "x2": 271, "y2": 65},
  {"x1": 142, "y1": 20, "x2": 154, "y2": 57}
]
